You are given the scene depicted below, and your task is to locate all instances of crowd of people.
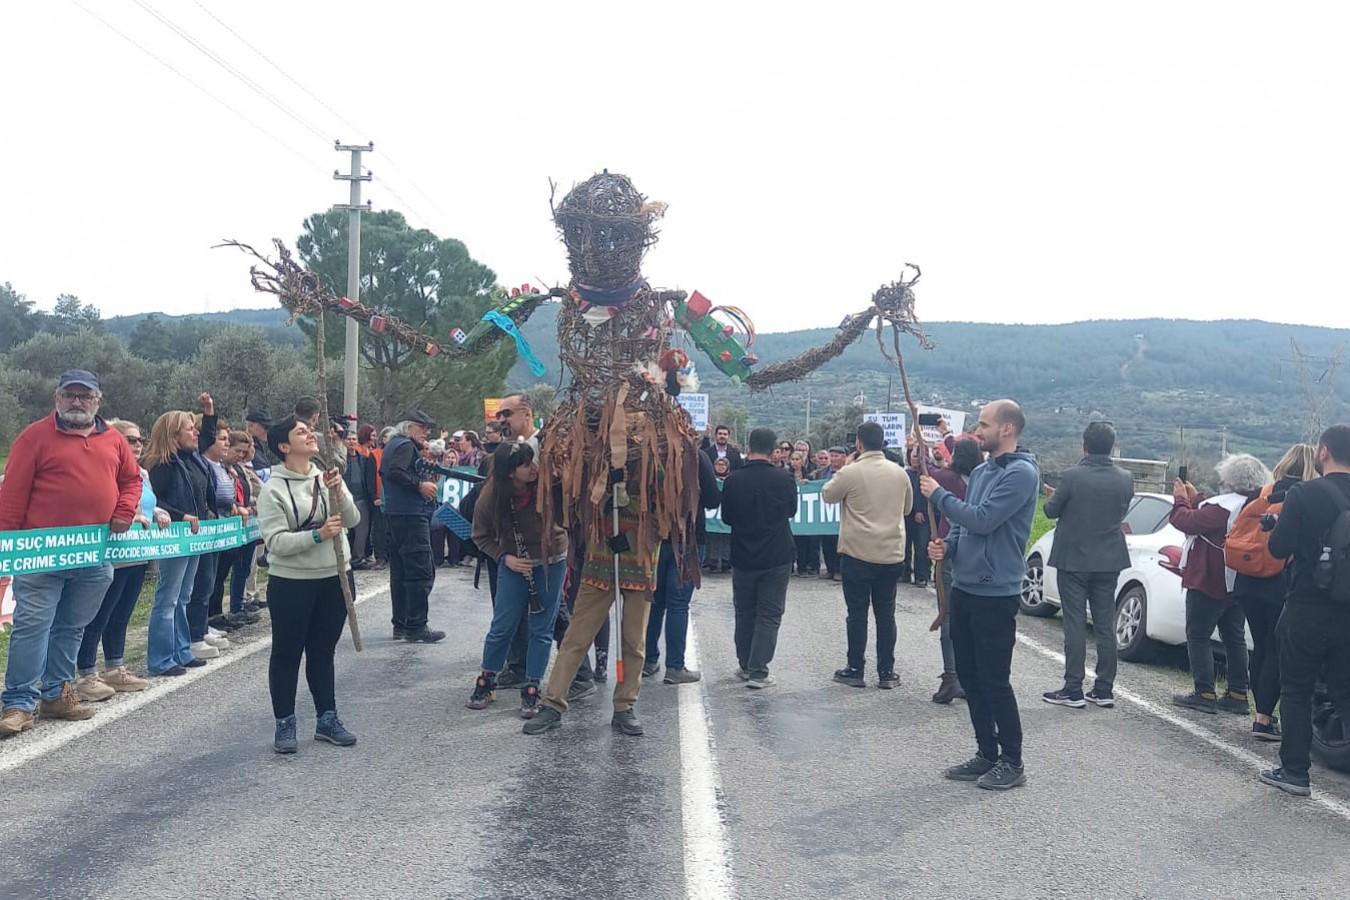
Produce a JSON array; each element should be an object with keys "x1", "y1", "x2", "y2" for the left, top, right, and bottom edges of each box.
[{"x1": 1, "y1": 370, "x2": 1347, "y2": 800}]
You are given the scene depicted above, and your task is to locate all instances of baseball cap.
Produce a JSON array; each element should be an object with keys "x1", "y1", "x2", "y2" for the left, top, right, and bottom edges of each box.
[
  {"x1": 245, "y1": 410, "x2": 271, "y2": 425},
  {"x1": 828, "y1": 446, "x2": 847, "y2": 455},
  {"x1": 451, "y1": 430, "x2": 465, "y2": 439},
  {"x1": 57, "y1": 370, "x2": 100, "y2": 391}
]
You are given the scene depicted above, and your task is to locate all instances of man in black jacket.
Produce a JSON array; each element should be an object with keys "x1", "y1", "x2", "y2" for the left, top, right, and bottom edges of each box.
[
  {"x1": 1261, "y1": 424, "x2": 1350, "y2": 797},
  {"x1": 1041, "y1": 422, "x2": 1134, "y2": 709},
  {"x1": 378, "y1": 410, "x2": 446, "y2": 644},
  {"x1": 721, "y1": 427, "x2": 798, "y2": 689},
  {"x1": 703, "y1": 425, "x2": 743, "y2": 472},
  {"x1": 644, "y1": 451, "x2": 722, "y2": 684}
]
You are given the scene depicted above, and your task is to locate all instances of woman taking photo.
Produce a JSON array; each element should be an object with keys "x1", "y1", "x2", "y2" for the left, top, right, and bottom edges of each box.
[
  {"x1": 258, "y1": 416, "x2": 361, "y2": 754},
  {"x1": 75, "y1": 419, "x2": 170, "y2": 698},
  {"x1": 466, "y1": 440, "x2": 568, "y2": 719}
]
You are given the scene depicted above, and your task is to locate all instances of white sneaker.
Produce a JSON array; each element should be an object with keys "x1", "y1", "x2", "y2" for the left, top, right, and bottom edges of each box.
[
  {"x1": 189, "y1": 640, "x2": 220, "y2": 660},
  {"x1": 747, "y1": 674, "x2": 777, "y2": 690},
  {"x1": 204, "y1": 633, "x2": 231, "y2": 651}
]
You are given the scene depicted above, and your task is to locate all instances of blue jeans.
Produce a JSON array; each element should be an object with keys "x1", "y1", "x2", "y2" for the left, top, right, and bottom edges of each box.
[
  {"x1": 2, "y1": 565, "x2": 113, "y2": 711},
  {"x1": 646, "y1": 542, "x2": 705, "y2": 670},
  {"x1": 77, "y1": 564, "x2": 149, "y2": 673},
  {"x1": 188, "y1": 550, "x2": 219, "y2": 641},
  {"x1": 480, "y1": 560, "x2": 565, "y2": 682},
  {"x1": 147, "y1": 554, "x2": 200, "y2": 674}
]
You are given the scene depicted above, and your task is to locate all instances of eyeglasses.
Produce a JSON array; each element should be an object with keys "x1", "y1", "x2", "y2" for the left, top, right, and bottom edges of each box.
[
  {"x1": 125, "y1": 436, "x2": 144, "y2": 445},
  {"x1": 58, "y1": 392, "x2": 99, "y2": 404}
]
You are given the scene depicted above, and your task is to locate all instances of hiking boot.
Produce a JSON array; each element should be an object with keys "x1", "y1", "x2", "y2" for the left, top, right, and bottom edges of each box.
[
  {"x1": 404, "y1": 627, "x2": 446, "y2": 644},
  {"x1": 944, "y1": 755, "x2": 998, "y2": 782},
  {"x1": 496, "y1": 668, "x2": 523, "y2": 689},
  {"x1": 0, "y1": 707, "x2": 36, "y2": 737},
  {"x1": 75, "y1": 673, "x2": 115, "y2": 703},
  {"x1": 1086, "y1": 688, "x2": 1115, "y2": 708},
  {"x1": 747, "y1": 673, "x2": 777, "y2": 690},
  {"x1": 519, "y1": 683, "x2": 542, "y2": 720},
  {"x1": 567, "y1": 679, "x2": 598, "y2": 703},
  {"x1": 466, "y1": 673, "x2": 497, "y2": 710},
  {"x1": 39, "y1": 683, "x2": 97, "y2": 721},
  {"x1": 392, "y1": 626, "x2": 407, "y2": 640},
  {"x1": 833, "y1": 667, "x2": 866, "y2": 688},
  {"x1": 1253, "y1": 720, "x2": 1282, "y2": 742},
  {"x1": 1260, "y1": 767, "x2": 1310, "y2": 797},
  {"x1": 611, "y1": 709, "x2": 644, "y2": 736},
  {"x1": 1217, "y1": 692, "x2": 1251, "y2": 715},
  {"x1": 642, "y1": 660, "x2": 661, "y2": 678},
  {"x1": 189, "y1": 641, "x2": 220, "y2": 660},
  {"x1": 663, "y1": 667, "x2": 701, "y2": 685},
  {"x1": 1042, "y1": 688, "x2": 1086, "y2": 709},
  {"x1": 878, "y1": 671, "x2": 900, "y2": 690},
  {"x1": 523, "y1": 706, "x2": 562, "y2": 735},
  {"x1": 274, "y1": 715, "x2": 298, "y2": 754},
  {"x1": 1173, "y1": 691, "x2": 1218, "y2": 714},
  {"x1": 100, "y1": 666, "x2": 149, "y2": 693},
  {"x1": 932, "y1": 673, "x2": 963, "y2": 704},
  {"x1": 977, "y1": 759, "x2": 1027, "y2": 791},
  {"x1": 315, "y1": 711, "x2": 357, "y2": 747}
]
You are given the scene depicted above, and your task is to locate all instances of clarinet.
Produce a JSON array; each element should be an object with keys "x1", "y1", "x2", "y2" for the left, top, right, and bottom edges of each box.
[{"x1": 509, "y1": 507, "x2": 544, "y2": 615}]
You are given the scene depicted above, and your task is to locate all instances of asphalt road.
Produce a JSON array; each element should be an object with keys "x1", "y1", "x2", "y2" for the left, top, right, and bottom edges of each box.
[{"x1": 2, "y1": 567, "x2": 1348, "y2": 900}]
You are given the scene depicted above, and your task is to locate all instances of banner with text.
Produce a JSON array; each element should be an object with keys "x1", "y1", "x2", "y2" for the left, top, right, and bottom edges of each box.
[
  {"x1": 0, "y1": 516, "x2": 263, "y2": 578},
  {"x1": 676, "y1": 393, "x2": 710, "y2": 432},
  {"x1": 704, "y1": 478, "x2": 840, "y2": 536},
  {"x1": 863, "y1": 413, "x2": 908, "y2": 448}
]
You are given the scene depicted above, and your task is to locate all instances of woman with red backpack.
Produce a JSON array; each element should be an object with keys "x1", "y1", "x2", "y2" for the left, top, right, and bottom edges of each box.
[{"x1": 1228, "y1": 444, "x2": 1319, "y2": 742}]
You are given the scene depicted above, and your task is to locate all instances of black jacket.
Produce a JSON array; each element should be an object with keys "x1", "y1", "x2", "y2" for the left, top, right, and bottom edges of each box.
[
  {"x1": 720, "y1": 459, "x2": 797, "y2": 569},
  {"x1": 1269, "y1": 472, "x2": 1350, "y2": 607},
  {"x1": 344, "y1": 451, "x2": 377, "y2": 503},
  {"x1": 1044, "y1": 454, "x2": 1134, "y2": 573},
  {"x1": 379, "y1": 435, "x2": 434, "y2": 517},
  {"x1": 703, "y1": 444, "x2": 744, "y2": 472}
]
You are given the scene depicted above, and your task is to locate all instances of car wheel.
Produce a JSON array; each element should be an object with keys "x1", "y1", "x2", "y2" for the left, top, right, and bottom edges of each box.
[
  {"x1": 1115, "y1": 584, "x2": 1159, "y2": 663},
  {"x1": 1020, "y1": 556, "x2": 1054, "y2": 617},
  {"x1": 1313, "y1": 689, "x2": 1350, "y2": 773}
]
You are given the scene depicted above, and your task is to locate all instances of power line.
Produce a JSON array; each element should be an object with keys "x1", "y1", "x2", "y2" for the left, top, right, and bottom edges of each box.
[
  {"x1": 68, "y1": 0, "x2": 327, "y2": 176},
  {"x1": 129, "y1": 0, "x2": 332, "y2": 143}
]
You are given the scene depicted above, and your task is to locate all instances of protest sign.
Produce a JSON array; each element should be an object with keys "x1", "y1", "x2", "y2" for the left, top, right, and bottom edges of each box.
[
  {"x1": 676, "y1": 393, "x2": 710, "y2": 431},
  {"x1": 0, "y1": 516, "x2": 263, "y2": 578},
  {"x1": 863, "y1": 413, "x2": 908, "y2": 448},
  {"x1": 917, "y1": 405, "x2": 967, "y2": 444}
]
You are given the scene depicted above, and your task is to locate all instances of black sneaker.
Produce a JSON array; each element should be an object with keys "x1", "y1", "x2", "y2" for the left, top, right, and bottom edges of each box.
[
  {"x1": 1172, "y1": 691, "x2": 1217, "y2": 714},
  {"x1": 153, "y1": 666, "x2": 188, "y2": 677},
  {"x1": 314, "y1": 711, "x2": 357, "y2": 747},
  {"x1": 242, "y1": 602, "x2": 263, "y2": 614},
  {"x1": 496, "y1": 669, "x2": 524, "y2": 689},
  {"x1": 977, "y1": 759, "x2": 1027, "y2": 791},
  {"x1": 392, "y1": 626, "x2": 407, "y2": 640},
  {"x1": 184, "y1": 658, "x2": 208, "y2": 668},
  {"x1": 1253, "y1": 720, "x2": 1282, "y2": 743},
  {"x1": 207, "y1": 615, "x2": 236, "y2": 632},
  {"x1": 611, "y1": 709, "x2": 644, "y2": 736},
  {"x1": 878, "y1": 671, "x2": 900, "y2": 690},
  {"x1": 833, "y1": 667, "x2": 866, "y2": 688},
  {"x1": 519, "y1": 683, "x2": 543, "y2": 720},
  {"x1": 567, "y1": 680, "x2": 598, "y2": 703},
  {"x1": 523, "y1": 706, "x2": 562, "y2": 735},
  {"x1": 227, "y1": 611, "x2": 261, "y2": 628},
  {"x1": 274, "y1": 715, "x2": 298, "y2": 754},
  {"x1": 1086, "y1": 688, "x2": 1115, "y2": 708},
  {"x1": 944, "y1": 755, "x2": 998, "y2": 782},
  {"x1": 404, "y1": 627, "x2": 446, "y2": 644},
  {"x1": 1043, "y1": 688, "x2": 1086, "y2": 709},
  {"x1": 1217, "y1": 693, "x2": 1251, "y2": 715},
  {"x1": 642, "y1": 660, "x2": 661, "y2": 678},
  {"x1": 1260, "y1": 767, "x2": 1310, "y2": 797}
]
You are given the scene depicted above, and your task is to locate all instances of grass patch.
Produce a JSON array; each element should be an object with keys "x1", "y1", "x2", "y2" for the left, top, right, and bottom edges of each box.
[{"x1": 0, "y1": 565, "x2": 269, "y2": 672}]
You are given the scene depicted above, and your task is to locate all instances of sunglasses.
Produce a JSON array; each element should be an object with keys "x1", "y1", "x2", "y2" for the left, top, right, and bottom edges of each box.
[
  {"x1": 125, "y1": 436, "x2": 144, "y2": 445},
  {"x1": 496, "y1": 408, "x2": 520, "y2": 419}
]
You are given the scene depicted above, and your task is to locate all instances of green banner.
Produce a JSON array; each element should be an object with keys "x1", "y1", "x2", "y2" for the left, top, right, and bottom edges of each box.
[{"x1": 0, "y1": 516, "x2": 263, "y2": 577}]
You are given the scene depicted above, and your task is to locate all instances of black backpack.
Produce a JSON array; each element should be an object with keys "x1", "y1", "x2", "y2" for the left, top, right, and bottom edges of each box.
[{"x1": 1314, "y1": 478, "x2": 1350, "y2": 604}]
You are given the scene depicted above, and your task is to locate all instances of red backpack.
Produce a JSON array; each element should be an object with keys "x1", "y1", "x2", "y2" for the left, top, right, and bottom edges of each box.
[{"x1": 1223, "y1": 484, "x2": 1287, "y2": 578}]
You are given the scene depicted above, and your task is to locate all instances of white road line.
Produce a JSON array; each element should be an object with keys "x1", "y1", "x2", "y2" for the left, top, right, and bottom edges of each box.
[
  {"x1": 1015, "y1": 630, "x2": 1350, "y2": 824},
  {"x1": 678, "y1": 617, "x2": 737, "y2": 900},
  {"x1": 0, "y1": 585, "x2": 390, "y2": 776}
]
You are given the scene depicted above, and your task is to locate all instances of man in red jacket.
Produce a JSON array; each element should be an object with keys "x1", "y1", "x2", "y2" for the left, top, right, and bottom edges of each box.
[{"x1": 0, "y1": 371, "x2": 141, "y2": 737}]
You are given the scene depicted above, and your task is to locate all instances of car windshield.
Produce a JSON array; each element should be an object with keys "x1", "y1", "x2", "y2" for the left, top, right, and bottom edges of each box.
[{"x1": 1121, "y1": 495, "x2": 1172, "y2": 536}]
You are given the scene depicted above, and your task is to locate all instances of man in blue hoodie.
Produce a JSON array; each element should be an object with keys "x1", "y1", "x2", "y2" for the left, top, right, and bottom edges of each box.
[{"x1": 921, "y1": 400, "x2": 1039, "y2": 792}]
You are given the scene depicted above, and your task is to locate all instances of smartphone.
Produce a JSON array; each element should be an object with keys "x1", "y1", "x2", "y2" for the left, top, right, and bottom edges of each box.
[
  {"x1": 918, "y1": 413, "x2": 942, "y2": 427},
  {"x1": 845, "y1": 431, "x2": 857, "y2": 445},
  {"x1": 1178, "y1": 465, "x2": 1189, "y2": 483}
]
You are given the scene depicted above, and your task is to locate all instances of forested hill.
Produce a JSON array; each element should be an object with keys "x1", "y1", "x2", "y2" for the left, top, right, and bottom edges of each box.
[{"x1": 106, "y1": 306, "x2": 1348, "y2": 466}]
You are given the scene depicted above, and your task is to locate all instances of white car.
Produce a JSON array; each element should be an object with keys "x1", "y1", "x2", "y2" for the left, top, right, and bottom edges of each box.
[{"x1": 1021, "y1": 493, "x2": 1250, "y2": 661}]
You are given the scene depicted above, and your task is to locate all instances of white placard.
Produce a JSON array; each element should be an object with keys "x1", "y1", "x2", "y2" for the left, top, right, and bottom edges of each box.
[
  {"x1": 917, "y1": 405, "x2": 966, "y2": 445},
  {"x1": 863, "y1": 413, "x2": 908, "y2": 447},
  {"x1": 677, "y1": 393, "x2": 710, "y2": 431}
]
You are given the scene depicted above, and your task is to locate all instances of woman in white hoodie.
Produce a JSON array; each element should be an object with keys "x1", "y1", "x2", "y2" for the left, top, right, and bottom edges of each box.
[{"x1": 257, "y1": 416, "x2": 361, "y2": 754}]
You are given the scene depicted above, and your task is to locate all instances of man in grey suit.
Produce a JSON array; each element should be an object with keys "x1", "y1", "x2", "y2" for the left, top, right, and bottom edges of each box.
[{"x1": 1041, "y1": 422, "x2": 1135, "y2": 709}]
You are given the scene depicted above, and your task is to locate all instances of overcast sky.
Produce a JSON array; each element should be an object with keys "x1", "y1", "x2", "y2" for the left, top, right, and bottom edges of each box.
[{"x1": 4, "y1": 1, "x2": 1348, "y2": 333}]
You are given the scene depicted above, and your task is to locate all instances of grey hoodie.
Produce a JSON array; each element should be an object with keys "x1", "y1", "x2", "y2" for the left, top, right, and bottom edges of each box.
[
  {"x1": 257, "y1": 462, "x2": 361, "y2": 581},
  {"x1": 933, "y1": 448, "x2": 1040, "y2": 597}
]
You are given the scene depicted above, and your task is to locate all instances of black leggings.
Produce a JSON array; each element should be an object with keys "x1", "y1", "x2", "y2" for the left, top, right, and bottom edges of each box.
[
  {"x1": 267, "y1": 573, "x2": 350, "y2": 719},
  {"x1": 1240, "y1": 594, "x2": 1284, "y2": 717}
]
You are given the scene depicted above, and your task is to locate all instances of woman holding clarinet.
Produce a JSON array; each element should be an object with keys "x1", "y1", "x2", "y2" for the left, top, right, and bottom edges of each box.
[{"x1": 466, "y1": 439, "x2": 568, "y2": 719}]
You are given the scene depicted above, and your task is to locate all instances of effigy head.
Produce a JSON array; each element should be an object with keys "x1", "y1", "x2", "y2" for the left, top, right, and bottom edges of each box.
[{"x1": 553, "y1": 171, "x2": 666, "y2": 295}]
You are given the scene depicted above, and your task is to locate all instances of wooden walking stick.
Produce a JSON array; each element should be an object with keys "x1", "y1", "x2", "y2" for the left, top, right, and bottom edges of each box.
[
  {"x1": 315, "y1": 307, "x2": 364, "y2": 651},
  {"x1": 894, "y1": 351, "x2": 947, "y2": 633}
]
